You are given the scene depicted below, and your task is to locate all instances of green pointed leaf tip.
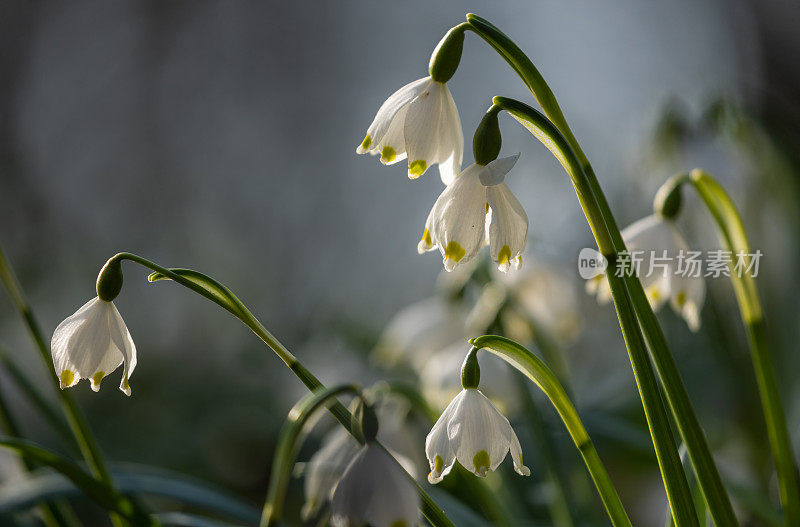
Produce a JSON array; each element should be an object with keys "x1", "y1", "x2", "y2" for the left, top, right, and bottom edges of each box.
[{"x1": 148, "y1": 268, "x2": 245, "y2": 316}]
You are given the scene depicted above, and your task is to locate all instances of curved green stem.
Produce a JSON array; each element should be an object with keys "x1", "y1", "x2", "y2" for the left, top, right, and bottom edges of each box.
[
  {"x1": 489, "y1": 99, "x2": 697, "y2": 525},
  {"x1": 104, "y1": 253, "x2": 455, "y2": 527},
  {"x1": 471, "y1": 335, "x2": 632, "y2": 527},
  {"x1": 666, "y1": 169, "x2": 800, "y2": 525},
  {"x1": 0, "y1": 245, "x2": 141, "y2": 527},
  {"x1": 260, "y1": 384, "x2": 362, "y2": 527},
  {"x1": 464, "y1": 17, "x2": 738, "y2": 520}
]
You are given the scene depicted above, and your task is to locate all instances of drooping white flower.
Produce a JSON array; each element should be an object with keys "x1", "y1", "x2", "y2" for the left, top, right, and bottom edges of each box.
[
  {"x1": 330, "y1": 443, "x2": 420, "y2": 527},
  {"x1": 585, "y1": 215, "x2": 705, "y2": 331},
  {"x1": 357, "y1": 76, "x2": 463, "y2": 184},
  {"x1": 300, "y1": 396, "x2": 420, "y2": 521},
  {"x1": 425, "y1": 388, "x2": 530, "y2": 483},
  {"x1": 419, "y1": 154, "x2": 528, "y2": 273},
  {"x1": 50, "y1": 297, "x2": 137, "y2": 395}
]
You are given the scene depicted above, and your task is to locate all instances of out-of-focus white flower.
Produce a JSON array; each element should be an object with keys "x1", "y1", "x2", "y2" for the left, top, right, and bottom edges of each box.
[
  {"x1": 301, "y1": 428, "x2": 360, "y2": 521},
  {"x1": 425, "y1": 388, "x2": 530, "y2": 483},
  {"x1": 356, "y1": 76, "x2": 463, "y2": 184},
  {"x1": 331, "y1": 443, "x2": 420, "y2": 527},
  {"x1": 496, "y1": 261, "x2": 583, "y2": 344},
  {"x1": 50, "y1": 297, "x2": 137, "y2": 395},
  {"x1": 419, "y1": 155, "x2": 527, "y2": 273},
  {"x1": 585, "y1": 215, "x2": 705, "y2": 331},
  {"x1": 373, "y1": 297, "x2": 466, "y2": 369},
  {"x1": 300, "y1": 395, "x2": 420, "y2": 521}
]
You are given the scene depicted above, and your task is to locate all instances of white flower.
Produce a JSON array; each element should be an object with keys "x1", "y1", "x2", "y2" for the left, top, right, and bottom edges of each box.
[
  {"x1": 419, "y1": 154, "x2": 528, "y2": 273},
  {"x1": 356, "y1": 76, "x2": 463, "y2": 184},
  {"x1": 301, "y1": 397, "x2": 420, "y2": 521},
  {"x1": 301, "y1": 428, "x2": 360, "y2": 521},
  {"x1": 373, "y1": 297, "x2": 466, "y2": 369},
  {"x1": 50, "y1": 297, "x2": 137, "y2": 395},
  {"x1": 585, "y1": 215, "x2": 705, "y2": 331},
  {"x1": 425, "y1": 388, "x2": 530, "y2": 483},
  {"x1": 330, "y1": 443, "x2": 420, "y2": 527}
]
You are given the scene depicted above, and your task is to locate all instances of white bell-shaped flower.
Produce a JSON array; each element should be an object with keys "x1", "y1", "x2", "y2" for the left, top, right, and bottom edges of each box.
[
  {"x1": 419, "y1": 154, "x2": 527, "y2": 273},
  {"x1": 425, "y1": 388, "x2": 530, "y2": 483},
  {"x1": 51, "y1": 297, "x2": 137, "y2": 395},
  {"x1": 357, "y1": 76, "x2": 463, "y2": 184},
  {"x1": 330, "y1": 443, "x2": 420, "y2": 527},
  {"x1": 585, "y1": 215, "x2": 705, "y2": 331}
]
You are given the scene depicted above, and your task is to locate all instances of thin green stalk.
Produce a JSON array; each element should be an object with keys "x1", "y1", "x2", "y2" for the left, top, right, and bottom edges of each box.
[
  {"x1": 665, "y1": 169, "x2": 800, "y2": 524},
  {"x1": 471, "y1": 335, "x2": 633, "y2": 527},
  {"x1": 461, "y1": 16, "x2": 738, "y2": 521},
  {"x1": 0, "y1": 245, "x2": 137, "y2": 527},
  {"x1": 261, "y1": 384, "x2": 362, "y2": 527},
  {"x1": 489, "y1": 98, "x2": 697, "y2": 525},
  {"x1": 103, "y1": 254, "x2": 455, "y2": 527}
]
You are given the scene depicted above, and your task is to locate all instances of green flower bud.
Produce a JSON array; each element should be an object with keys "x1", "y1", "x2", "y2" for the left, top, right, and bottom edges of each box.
[
  {"x1": 460, "y1": 347, "x2": 481, "y2": 389},
  {"x1": 96, "y1": 258, "x2": 124, "y2": 301},
  {"x1": 473, "y1": 106, "x2": 502, "y2": 166},
  {"x1": 352, "y1": 399, "x2": 379, "y2": 444},
  {"x1": 429, "y1": 25, "x2": 466, "y2": 83},
  {"x1": 654, "y1": 172, "x2": 689, "y2": 220}
]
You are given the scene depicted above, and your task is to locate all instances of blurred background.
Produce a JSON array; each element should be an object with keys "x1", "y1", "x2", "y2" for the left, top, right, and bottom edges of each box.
[{"x1": 1, "y1": 1, "x2": 799, "y2": 525}]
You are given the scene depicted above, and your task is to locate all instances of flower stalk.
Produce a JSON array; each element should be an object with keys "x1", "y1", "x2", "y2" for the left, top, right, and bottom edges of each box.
[
  {"x1": 463, "y1": 14, "x2": 737, "y2": 524},
  {"x1": 260, "y1": 384, "x2": 363, "y2": 527},
  {"x1": 470, "y1": 335, "x2": 632, "y2": 527},
  {"x1": 657, "y1": 170, "x2": 800, "y2": 525},
  {"x1": 101, "y1": 253, "x2": 455, "y2": 527}
]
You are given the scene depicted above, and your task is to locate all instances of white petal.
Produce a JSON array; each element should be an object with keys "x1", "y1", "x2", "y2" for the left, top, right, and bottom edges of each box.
[
  {"x1": 331, "y1": 444, "x2": 420, "y2": 527},
  {"x1": 404, "y1": 81, "x2": 447, "y2": 179},
  {"x1": 428, "y1": 165, "x2": 487, "y2": 271},
  {"x1": 373, "y1": 105, "x2": 409, "y2": 165},
  {"x1": 448, "y1": 389, "x2": 514, "y2": 477},
  {"x1": 436, "y1": 84, "x2": 463, "y2": 185},
  {"x1": 302, "y1": 428, "x2": 360, "y2": 520},
  {"x1": 106, "y1": 302, "x2": 137, "y2": 396},
  {"x1": 417, "y1": 206, "x2": 436, "y2": 254},
  {"x1": 357, "y1": 77, "x2": 430, "y2": 154},
  {"x1": 508, "y1": 429, "x2": 531, "y2": 476},
  {"x1": 478, "y1": 153, "x2": 520, "y2": 187},
  {"x1": 486, "y1": 183, "x2": 528, "y2": 273},
  {"x1": 425, "y1": 393, "x2": 462, "y2": 483},
  {"x1": 669, "y1": 272, "x2": 705, "y2": 332}
]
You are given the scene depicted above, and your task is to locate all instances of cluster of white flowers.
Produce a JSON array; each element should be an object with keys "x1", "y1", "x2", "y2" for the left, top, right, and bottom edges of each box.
[{"x1": 358, "y1": 78, "x2": 528, "y2": 273}]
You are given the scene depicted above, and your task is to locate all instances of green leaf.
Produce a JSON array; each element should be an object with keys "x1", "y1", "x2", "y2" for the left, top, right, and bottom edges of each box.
[
  {"x1": 153, "y1": 513, "x2": 246, "y2": 527},
  {"x1": 0, "y1": 437, "x2": 146, "y2": 522},
  {"x1": 0, "y1": 465, "x2": 260, "y2": 524},
  {"x1": 147, "y1": 268, "x2": 248, "y2": 318}
]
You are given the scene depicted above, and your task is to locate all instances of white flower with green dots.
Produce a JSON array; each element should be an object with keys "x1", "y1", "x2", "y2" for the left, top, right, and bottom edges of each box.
[
  {"x1": 51, "y1": 297, "x2": 137, "y2": 395},
  {"x1": 425, "y1": 387, "x2": 530, "y2": 483},
  {"x1": 418, "y1": 154, "x2": 528, "y2": 273}
]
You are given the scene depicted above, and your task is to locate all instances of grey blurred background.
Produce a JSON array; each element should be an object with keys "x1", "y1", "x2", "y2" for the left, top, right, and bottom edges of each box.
[{"x1": 1, "y1": 0, "x2": 799, "y2": 524}]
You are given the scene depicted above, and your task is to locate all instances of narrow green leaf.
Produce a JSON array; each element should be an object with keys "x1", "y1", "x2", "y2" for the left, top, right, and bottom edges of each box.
[{"x1": 147, "y1": 268, "x2": 248, "y2": 319}]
